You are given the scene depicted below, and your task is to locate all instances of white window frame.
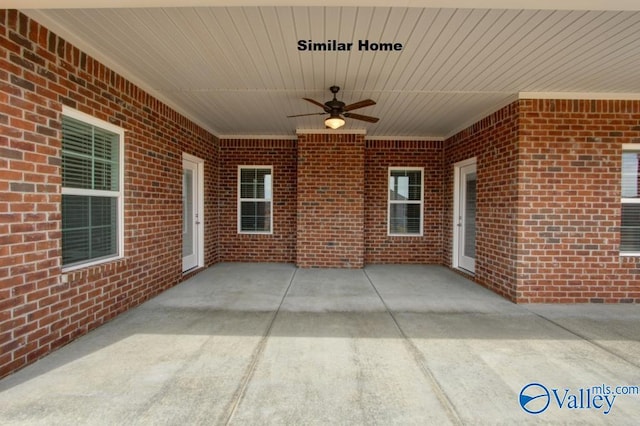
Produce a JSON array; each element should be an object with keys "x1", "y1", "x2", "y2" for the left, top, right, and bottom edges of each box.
[
  {"x1": 237, "y1": 165, "x2": 273, "y2": 235},
  {"x1": 388, "y1": 167, "x2": 424, "y2": 237},
  {"x1": 621, "y1": 144, "x2": 640, "y2": 256},
  {"x1": 61, "y1": 106, "x2": 125, "y2": 271}
]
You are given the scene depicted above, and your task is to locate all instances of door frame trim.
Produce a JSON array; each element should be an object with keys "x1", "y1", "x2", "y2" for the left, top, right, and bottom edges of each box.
[
  {"x1": 452, "y1": 157, "x2": 477, "y2": 273},
  {"x1": 182, "y1": 153, "x2": 205, "y2": 272}
]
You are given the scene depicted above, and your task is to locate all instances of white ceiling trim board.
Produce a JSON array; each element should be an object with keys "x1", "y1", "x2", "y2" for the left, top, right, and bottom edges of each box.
[
  {"x1": 366, "y1": 135, "x2": 443, "y2": 141},
  {"x1": 220, "y1": 134, "x2": 298, "y2": 140},
  {"x1": 296, "y1": 129, "x2": 367, "y2": 135},
  {"x1": 13, "y1": 1, "x2": 640, "y2": 11},
  {"x1": 519, "y1": 92, "x2": 640, "y2": 100}
]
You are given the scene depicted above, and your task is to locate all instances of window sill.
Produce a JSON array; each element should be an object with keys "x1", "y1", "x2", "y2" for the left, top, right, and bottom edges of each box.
[
  {"x1": 620, "y1": 252, "x2": 640, "y2": 257},
  {"x1": 62, "y1": 255, "x2": 124, "y2": 273}
]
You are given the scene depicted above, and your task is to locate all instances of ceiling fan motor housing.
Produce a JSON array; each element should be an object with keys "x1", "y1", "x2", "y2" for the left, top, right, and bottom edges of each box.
[{"x1": 325, "y1": 86, "x2": 345, "y2": 113}]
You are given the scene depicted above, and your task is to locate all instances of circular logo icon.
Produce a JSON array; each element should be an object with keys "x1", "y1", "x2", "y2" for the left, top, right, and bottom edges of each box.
[{"x1": 519, "y1": 383, "x2": 550, "y2": 414}]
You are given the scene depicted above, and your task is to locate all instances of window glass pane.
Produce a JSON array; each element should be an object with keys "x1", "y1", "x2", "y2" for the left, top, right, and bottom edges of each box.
[
  {"x1": 62, "y1": 195, "x2": 117, "y2": 266},
  {"x1": 622, "y1": 152, "x2": 639, "y2": 198},
  {"x1": 62, "y1": 195, "x2": 90, "y2": 230},
  {"x1": 241, "y1": 200, "x2": 257, "y2": 217},
  {"x1": 62, "y1": 116, "x2": 93, "y2": 156},
  {"x1": 93, "y1": 127, "x2": 119, "y2": 161},
  {"x1": 94, "y1": 160, "x2": 118, "y2": 191},
  {"x1": 240, "y1": 182, "x2": 255, "y2": 199},
  {"x1": 240, "y1": 168, "x2": 254, "y2": 183},
  {"x1": 240, "y1": 201, "x2": 271, "y2": 232},
  {"x1": 389, "y1": 203, "x2": 421, "y2": 234},
  {"x1": 62, "y1": 154, "x2": 92, "y2": 189},
  {"x1": 91, "y1": 196, "x2": 117, "y2": 227},
  {"x1": 62, "y1": 228, "x2": 90, "y2": 266},
  {"x1": 398, "y1": 176, "x2": 410, "y2": 199},
  {"x1": 91, "y1": 220, "x2": 117, "y2": 258},
  {"x1": 264, "y1": 174, "x2": 272, "y2": 200},
  {"x1": 256, "y1": 168, "x2": 271, "y2": 183},
  {"x1": 621, "y1": 203, "x2": 640, "y2": 252},
  {"x1": 390, "y1": 170, "x2": 422, "y2": 201},
  {"x1": 240, "y1": 169, "x2": 256, "y2": 198},
  {"x1": 240, "y1": 168, "x2": 271, "y2": 199},
  {"x1": 62, "y1": 115, "x2": 119, "y2": 191}
]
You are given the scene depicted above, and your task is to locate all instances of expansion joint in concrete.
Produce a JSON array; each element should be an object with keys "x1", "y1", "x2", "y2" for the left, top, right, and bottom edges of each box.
[
  {"x1": 222, "y1": 267, "x2": 299, "y2": 425},
  {"x1": 525, "y1": 308, "x2": 640, "y2": 371},
  {"x1": 362, "y1": 268, "x2": 463, "y2": 426}
]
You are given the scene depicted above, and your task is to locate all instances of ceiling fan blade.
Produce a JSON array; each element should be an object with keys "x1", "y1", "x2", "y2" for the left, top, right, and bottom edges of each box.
[
  {"x1": 287, "y1": 112, "x2": 327, "y2": 118},
  {"x1": 303, "y1": 98, "x2": 329, "y2": 111},
  {"x1": 343, "y1": 99, "x2": 376, "y2": 111},
  {"x1": 344, "y1": 112, "x2": 379, "y2": 123}
]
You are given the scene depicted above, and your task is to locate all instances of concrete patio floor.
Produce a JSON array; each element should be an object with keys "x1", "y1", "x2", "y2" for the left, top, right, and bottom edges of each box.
[{"x1": 1, "y1": 263, "x2": 640, "y2": 425}]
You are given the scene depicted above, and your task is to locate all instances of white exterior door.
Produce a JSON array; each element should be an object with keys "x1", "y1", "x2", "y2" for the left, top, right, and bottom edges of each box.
[
  {"x1": 182, "y1": 155, "x2": 203, "y2": 272},
  {"x1": 454, "y1": 159, "x2": 477, "y2": 274}
]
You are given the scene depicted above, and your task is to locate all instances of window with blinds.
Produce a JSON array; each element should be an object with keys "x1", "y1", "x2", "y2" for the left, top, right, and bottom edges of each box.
[
  {"x1": 61, "y1": 110, "x2": 123, "y2": 268},
  {"x1": 238, "y1": 166, "x2": 272, "y2": 233},
  {"x1": 388, "y1": 168, "x2": 423, "y2": 236},
  {"x1": 622, "y1": 150, "x2": 640, "y2": 253}
]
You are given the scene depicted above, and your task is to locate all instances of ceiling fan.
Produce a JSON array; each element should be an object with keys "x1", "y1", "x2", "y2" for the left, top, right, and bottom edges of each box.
[{"x1": 287, "y1": 86, "x2": 379, "y2": 129}]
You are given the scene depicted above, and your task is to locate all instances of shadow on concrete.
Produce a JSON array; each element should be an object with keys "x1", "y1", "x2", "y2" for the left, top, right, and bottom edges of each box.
[{"x1": 3, "y1": 263, "x2": 640, "y2": 389}]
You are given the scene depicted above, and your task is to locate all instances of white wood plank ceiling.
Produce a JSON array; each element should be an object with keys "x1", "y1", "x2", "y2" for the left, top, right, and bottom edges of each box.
[{"x1": 23, "y1": 6, "x2": 640, "y2": 139}]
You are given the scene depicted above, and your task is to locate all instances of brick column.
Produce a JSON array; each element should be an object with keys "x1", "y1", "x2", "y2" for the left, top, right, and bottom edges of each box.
[{"x1": 296, "y1": 133, "x2": 365, "y2": 268}]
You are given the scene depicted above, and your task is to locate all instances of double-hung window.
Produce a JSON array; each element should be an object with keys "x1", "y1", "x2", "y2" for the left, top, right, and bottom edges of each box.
[
  {"x1": 622, "y1": 146, "x2": 640, "y2": 254},
  {"x1": 388, "y1": 167, "x2": 423, "y2": 236},
  {"x1": 61, "y1": 108, "x2": 124, "y2": 269},
  {"x1": 238, "y1": 166, "x2": 272, "y2": 234}
]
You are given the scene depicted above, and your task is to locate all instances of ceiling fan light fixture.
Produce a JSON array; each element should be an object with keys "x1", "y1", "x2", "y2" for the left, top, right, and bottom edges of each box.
[{"x1": 325, "y1": 114, "x2": 345, "y2": 129}]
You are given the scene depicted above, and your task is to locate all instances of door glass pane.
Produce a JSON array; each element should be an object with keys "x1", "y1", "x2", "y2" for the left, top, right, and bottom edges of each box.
[
  {"x1": 183, "y1": 169, "x2": 194, "y2": 257},
  {"x1": 464, "y1": 173, "x2": 477, "y2": 258}
]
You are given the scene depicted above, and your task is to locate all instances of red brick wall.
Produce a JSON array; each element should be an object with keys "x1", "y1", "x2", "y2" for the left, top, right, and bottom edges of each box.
[
  {"x1": 297, "y1": 133, "x2": 365, "y2": 268},
  {"x1": 218, "y1": 139, "x2": 297, "y2": 262},
  {"x1": 4, "y1": 9, "x2": 640, "y2": 382},
  {"x1": 517, "y1": 99, "x2": 640, "y2": 303},
  {"x1": 0, "y1": 11, "x2": 218, "y2": 378},
  {"x1": 444, "y1": 103, "x2": 520, "y2": 301},
  {"x1": 364, "y1": 140, "x2": 444, "y2": 263}
]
